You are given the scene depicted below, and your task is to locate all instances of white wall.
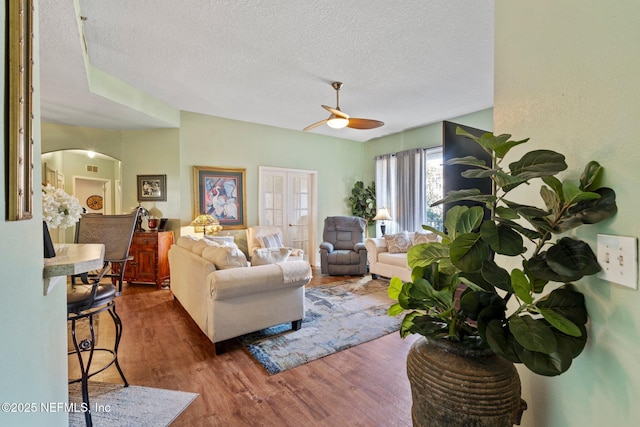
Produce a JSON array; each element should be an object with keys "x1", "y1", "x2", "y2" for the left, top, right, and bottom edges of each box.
[{"x1": 495, "y1": 1, "x2": 640, "y2": 426}]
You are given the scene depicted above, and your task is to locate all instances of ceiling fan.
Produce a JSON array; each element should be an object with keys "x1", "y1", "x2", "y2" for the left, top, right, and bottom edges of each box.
[{"x1": 303, "y1": 82, "x2": 384, "y2": 132}]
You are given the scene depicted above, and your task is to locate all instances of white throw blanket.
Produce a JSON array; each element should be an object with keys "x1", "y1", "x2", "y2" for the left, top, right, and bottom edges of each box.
[{"x1": 277, "y1": 261, "x2": 311, "y2": 284}]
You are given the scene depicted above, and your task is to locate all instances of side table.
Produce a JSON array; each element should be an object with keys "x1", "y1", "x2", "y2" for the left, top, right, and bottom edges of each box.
[{"x1": 119, "y1": 230, "x2": 174, "y2": 289}]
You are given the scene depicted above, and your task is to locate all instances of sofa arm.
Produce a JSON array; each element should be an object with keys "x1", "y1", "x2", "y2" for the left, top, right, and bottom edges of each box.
[
  {"x1": 364, "y1": 238, "x2": 387, "y2": 263},
  {"x1": 169, "y1": 245, "x2": 217, "y2": 292},
  {"x1": 209, "y1": 261, "x2": 310, "y2": 301},
  {"x1": 365, "y1": 238, "x2": 387, "y2": 254},
  {"x1": 354, "y1": 242, "x2": 366, "y2": 252}
]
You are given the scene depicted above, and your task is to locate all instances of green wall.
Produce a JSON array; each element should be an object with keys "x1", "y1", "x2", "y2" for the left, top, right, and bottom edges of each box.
[
  {"x1": 41, "y1": 108, "x2": 493, "y2": 257},
  {"x1": 120, "y1": 128, "x2": 181, "y2": 221},
  {"x1": 366, "y1": 108, "x2": 494, "y2": 162},
  {"x1": 0, "y1": 1, "x2": 69, "y2": 425},
  {"x1": 42, "y1": 123, "x2": 123, "y2": 159},
  {"x1": 178, "y1": 111, "x2": 370, "y2": 242},
  {"x1": 495, "y1": 1, "x2": 640, "y2": 426}
]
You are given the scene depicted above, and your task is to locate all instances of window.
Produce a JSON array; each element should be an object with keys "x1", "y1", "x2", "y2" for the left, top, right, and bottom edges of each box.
[
  {"x1": 424, "y1": 148, "x2": 443, "y2": 231},
  {"x1": 375, "y1": 146, "x2": 443, "y2": 236}
]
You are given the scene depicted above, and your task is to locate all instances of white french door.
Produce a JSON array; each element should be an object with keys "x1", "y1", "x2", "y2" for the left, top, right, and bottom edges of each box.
[{"x1": 259, "y1": 166, "x2": 317, "y2": 266}]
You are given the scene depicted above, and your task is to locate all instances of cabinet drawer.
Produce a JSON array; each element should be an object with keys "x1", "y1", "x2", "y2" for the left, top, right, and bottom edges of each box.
[{"x1": 133, "y1": 235, "x2": 157, "y2": 246}]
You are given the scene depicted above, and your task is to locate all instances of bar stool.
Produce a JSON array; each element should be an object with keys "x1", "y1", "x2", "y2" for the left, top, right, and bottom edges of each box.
[
  {"x1": 68, "y1": 211, "x2": 137, "y2": 426},
  {"x1": 68, "y1": 268, "x2": 128, "y2": 427}
]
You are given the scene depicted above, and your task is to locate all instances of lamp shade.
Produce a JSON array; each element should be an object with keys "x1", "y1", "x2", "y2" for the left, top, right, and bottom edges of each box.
[
  {"x1": 190, "y1": 214, "x2": 222, "y2": 235},
  {"x1": 373, "y1": 208, "x2": 392, "y2": 221}
]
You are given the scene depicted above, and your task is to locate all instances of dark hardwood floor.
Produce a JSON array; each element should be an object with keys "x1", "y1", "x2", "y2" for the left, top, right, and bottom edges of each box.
[{"x1": 82, "y1": 269, "x2": 417, "y2": 426}]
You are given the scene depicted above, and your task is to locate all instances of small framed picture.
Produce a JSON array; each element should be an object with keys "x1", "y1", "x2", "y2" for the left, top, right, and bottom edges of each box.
[{"x1": 137, "y1": 174, "x2": 167, "y2": 202}]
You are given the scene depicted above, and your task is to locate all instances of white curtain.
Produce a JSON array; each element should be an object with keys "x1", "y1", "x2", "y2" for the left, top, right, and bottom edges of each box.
[
  {"x1": 375, "y1": 153, "x2": 397, "y2": 236},
  {"x1": 396, "y1": 149, "x2": 427, "y2": 233},
  {"x1": 375, "y1": 147, "x2": 442, "y2": 237}
]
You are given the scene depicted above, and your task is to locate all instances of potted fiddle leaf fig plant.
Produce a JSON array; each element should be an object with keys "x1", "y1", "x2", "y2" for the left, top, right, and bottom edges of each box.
[
  {"x1": 348, "y1": 180, "x2": 376, "y2": 235},
  {"x1": 388, "y1": 127, "x2": 617, "y2": 426}
]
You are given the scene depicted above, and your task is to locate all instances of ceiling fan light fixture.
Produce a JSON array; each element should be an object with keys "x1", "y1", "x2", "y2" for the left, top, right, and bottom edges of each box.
[
  {"x1": 303, "y1": 81, "x2": 382, "y2": 132},
  {"x1": 327, "y1": 116, "x2": 349, "y2": 129}
]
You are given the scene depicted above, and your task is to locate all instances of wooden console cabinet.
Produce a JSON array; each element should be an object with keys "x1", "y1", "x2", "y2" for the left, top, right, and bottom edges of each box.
[{"x1": 122, "y1": 231, "x2": 174, "y2": 289}]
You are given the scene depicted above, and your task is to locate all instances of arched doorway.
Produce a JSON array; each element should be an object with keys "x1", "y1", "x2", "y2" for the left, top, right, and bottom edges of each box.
[{"x1": 42, "y1": 149, "x2": 122, "y2": 242}]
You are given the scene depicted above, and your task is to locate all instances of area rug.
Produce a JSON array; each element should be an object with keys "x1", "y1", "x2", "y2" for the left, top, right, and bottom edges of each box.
[
  {"x1": 239, "y1": 276, "x2": 400, "y2": 375},
  {"x1": 68, "y1": 382, "x2": 198, "y2": 427}
]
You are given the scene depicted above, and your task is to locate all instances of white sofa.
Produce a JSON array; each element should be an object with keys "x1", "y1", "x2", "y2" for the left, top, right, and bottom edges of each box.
[
  {"x1": 168, "y1": 235, "x2": 312, "y2": 354},
  {"x1": 365, "y1": 231, "x2": 439, "y2": 282}
]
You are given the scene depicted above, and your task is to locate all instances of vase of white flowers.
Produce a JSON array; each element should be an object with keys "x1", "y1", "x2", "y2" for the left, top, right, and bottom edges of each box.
[
  {"x1": 42, "y1": 185, "x2": 83, "y2": 258},
  {"x1": 42, "y1": 184, "x2": 83, "y2": 258},
  {"x1": 42, "y1": 184, "x2": 83, "y2": 229}
]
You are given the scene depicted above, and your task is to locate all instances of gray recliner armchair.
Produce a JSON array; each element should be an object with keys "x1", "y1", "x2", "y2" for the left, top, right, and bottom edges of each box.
[{"x1": 319, "y1": 216, "x2": 367, "y2": 275}]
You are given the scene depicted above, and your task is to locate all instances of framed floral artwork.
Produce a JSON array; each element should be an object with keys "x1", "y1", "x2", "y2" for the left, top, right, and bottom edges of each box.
[{"x1": 193, "y1": 166, "x2": 246, "y2": 229}]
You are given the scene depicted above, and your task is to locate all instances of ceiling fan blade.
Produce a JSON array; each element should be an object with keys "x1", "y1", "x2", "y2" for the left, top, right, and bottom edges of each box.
[
  {"x1": 303, "y1": 118, "x2": 329, "y2": 131},
  {"x1": 307, "y1": 83, "x2": 381, "y2": 131},
  {"x1": 347, "y1": 118, "x2": 384, "y2": 130},
  {"x1": 321, "y1": 105, "x2": 349, "y2": 119}
]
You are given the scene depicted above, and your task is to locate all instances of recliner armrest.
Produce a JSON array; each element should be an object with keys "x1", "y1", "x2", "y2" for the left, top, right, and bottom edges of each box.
[
  {"x1": 319, "y1": 241, "x2": 334, "y2": 252},
  {"x1": 354, "y1": 242, "x2": 366, "y2": 252}
]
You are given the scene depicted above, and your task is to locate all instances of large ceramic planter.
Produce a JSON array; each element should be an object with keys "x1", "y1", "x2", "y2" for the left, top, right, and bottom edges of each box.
[{"x1": 407, "y1": 336, "x2": 526, "y2": 427}]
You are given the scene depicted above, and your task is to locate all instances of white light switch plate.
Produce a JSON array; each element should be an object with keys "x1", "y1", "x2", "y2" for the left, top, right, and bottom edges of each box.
[{"x1": 597, "y1": 234, "x2": 638, "y2": 289}]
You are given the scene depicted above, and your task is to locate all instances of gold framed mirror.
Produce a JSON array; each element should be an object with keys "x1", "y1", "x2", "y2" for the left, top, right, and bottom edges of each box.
[{"x1": 7, "y1": 0, "x2": 34, "y2": 221}]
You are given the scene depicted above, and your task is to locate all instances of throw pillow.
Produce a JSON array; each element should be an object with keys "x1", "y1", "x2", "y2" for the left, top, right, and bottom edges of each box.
[
  {"x1": 258, "y1": 233, "x2": 284, "y2": 248},
  {"x1": 384, "y1": 231, "x2": 412, "y2": 253},
  {"x1": 202, "y1": 246, "x2": 248, "y2": 270},
  {"x1": 204, "y1": 235, "x2": 236, "y2": 246},
  {"x1": 413, "y1": 231, "x2": 439, "y2": 245},
  {"x1": 251, "y1": 247, "x2": 292, "y2": 266}
]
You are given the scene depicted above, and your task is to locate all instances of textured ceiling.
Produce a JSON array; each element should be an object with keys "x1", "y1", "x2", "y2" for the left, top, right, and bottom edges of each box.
[{"x1": 39, "y1": 0, "x2": 494, "y2": 142}]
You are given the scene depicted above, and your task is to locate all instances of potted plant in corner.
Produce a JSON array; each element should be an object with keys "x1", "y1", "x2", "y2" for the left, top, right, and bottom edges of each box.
[
  {"x1": 388, "y1": 128, "x2": 617, "y2": 427},
  {"x1": 348, "y1": 180, "x2": 376, "y2": 236}
]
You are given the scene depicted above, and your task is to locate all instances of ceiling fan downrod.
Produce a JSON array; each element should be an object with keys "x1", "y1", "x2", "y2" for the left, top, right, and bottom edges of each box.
[{"x1": 332, "y1": 81, "x2": 343, "y2": 110}]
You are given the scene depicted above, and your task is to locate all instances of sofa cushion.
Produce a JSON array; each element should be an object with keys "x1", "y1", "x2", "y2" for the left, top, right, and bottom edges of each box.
[
  {"x1": 327, "y1": 249, "x2": 363, "y2": 265},
  {"x1": 177, "y1": 235, "x2": 200, "y2": 251},
  {"x1": 259, "y1": 233, "x2": 284, "y2": 248},
  {"x1": 384, "y1": 231, "x2": 412, "y2": 253},
  {"x1": 202, "y1": 245, "x2": 248, "y2": 270},
  {"x1": 251, "y1": 247, "x2": 292, "y2": 266},
  {"x1": 191, "y1": 239, "x2": 216, "y2": 255},
  {"x1": 413, "y1": 230, "x2": 439, "y2": 245}
]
